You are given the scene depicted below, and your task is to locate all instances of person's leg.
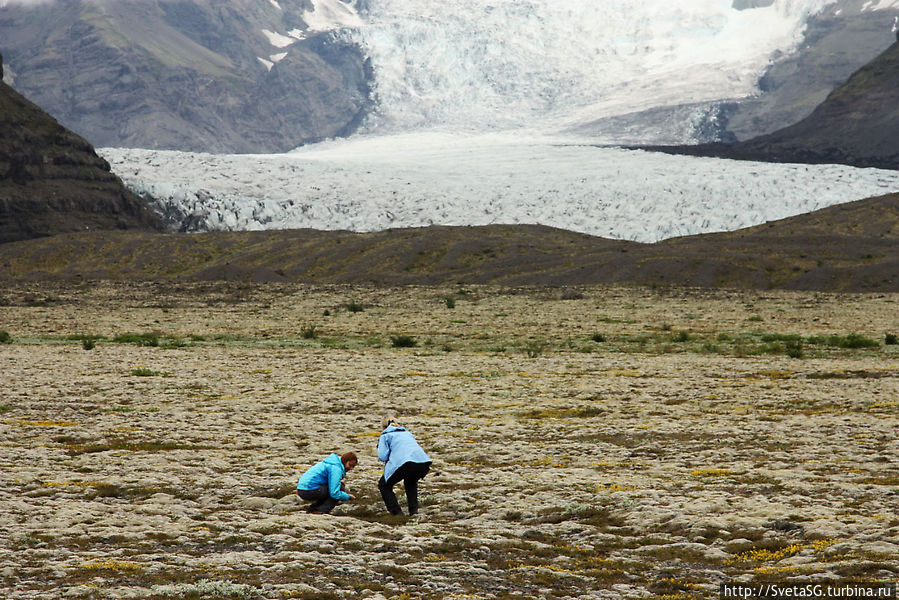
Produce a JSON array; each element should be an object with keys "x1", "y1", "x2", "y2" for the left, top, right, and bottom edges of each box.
[
  {"x1": 404, "y1": 462, "x2": 431, "y2": 515},
  {"x1": 379, "y1": 464, "x2": 409, "y2": 515},
  {"x1": 315, "y1": 496, "x2": 339, "y2": 514},
  {"x1": 298, "y1": 485, "x2": 331, "y2": 513}
]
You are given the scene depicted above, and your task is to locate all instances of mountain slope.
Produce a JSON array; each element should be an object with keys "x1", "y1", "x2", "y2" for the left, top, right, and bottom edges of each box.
[
  {"x1": 1, "y1": 193, "x2": 895, "y2": 292},
  {"x1": 650, "y1": 41, "x2": 899, "y2": 169},
  {"x1": 721, "y1": 3, "x2": 897, "y2": 141},
  {"x1": 0, "y1": 0, "x2": 370, "y2": 153},
  {"x1": 0, "y1": 57, "x2": 164, "y2": 244}
]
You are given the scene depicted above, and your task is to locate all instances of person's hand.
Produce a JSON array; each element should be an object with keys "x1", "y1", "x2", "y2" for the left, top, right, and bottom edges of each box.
[{"x1": 349, "y1": 494, "x2": 356, "y2": 501}]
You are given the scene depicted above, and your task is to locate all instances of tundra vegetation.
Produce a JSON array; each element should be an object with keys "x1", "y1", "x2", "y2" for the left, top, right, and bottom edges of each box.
[{"x1": 1, "y1": 281, "x2": 897, "y2": 599}]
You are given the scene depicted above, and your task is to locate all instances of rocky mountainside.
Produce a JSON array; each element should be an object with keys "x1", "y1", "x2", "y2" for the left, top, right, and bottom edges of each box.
[
  {"x1": 721, "y1": 1, "x2": 897, "y2": 141},
  {"x1": 0, "y1": 54, "x2": 164, "y2": 244},
  {"x1": 647, "y1": 40, "x2": 899, "y2": 169},
  {"x1": 0, "y1": 0, "x2": 370, "y2": 153}
]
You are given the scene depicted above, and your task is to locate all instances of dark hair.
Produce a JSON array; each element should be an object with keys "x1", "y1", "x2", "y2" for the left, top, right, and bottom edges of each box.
[{"x1": 341, "y1": 451, "x2": 358, "y2": 465}]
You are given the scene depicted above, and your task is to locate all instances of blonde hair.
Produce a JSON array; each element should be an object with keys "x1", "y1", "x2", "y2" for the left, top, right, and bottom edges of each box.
[{"x1": 381, "y1": 415, "x2": 396, "y2": 430}]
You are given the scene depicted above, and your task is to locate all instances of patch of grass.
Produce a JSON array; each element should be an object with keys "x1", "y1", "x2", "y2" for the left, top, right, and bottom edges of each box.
[
  {"x1": 523, "y1": 340, "x2": 546, "y2": 358},
  {"x1": 808, "y1": 333, "x2": 879, "y2": 349},
  {"x1": 300, "y1": 324, "x2": 318, "y2": 339},
  {"x1": 518, "y1": 405, "x2": 606, "y2": 420},
  {"x1": 131, "y1": 367, "x2": 160, "y2": 376},
  {"x1": 64, "y1": 438, "x2": 214, "y2": 456},
  {"x1": 113, "y1": 332, "x2": 160, "y2": 346}
]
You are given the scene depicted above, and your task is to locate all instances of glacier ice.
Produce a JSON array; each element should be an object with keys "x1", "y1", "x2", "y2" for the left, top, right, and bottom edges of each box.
[{"x1": 101, "y1": 133, "x2": 899, "y2": 243}]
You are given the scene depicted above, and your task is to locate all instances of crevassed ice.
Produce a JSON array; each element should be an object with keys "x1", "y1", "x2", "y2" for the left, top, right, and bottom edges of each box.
[{"x1": 100, "y1": 137, "x2": 899, "y2": 243}]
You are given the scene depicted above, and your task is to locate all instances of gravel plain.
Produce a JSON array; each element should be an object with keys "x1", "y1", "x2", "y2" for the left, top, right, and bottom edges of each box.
[{"x1": 1, "y1": 281, "x2": 897, "y2": 599}]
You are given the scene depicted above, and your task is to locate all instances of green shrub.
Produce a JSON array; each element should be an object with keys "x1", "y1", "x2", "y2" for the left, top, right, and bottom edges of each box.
[
  {"x1": 131, "y1": 367, "x2": 158, "y2": 376},
  {"x1": 390, "y1": 335, "x2": 417, "y2": 348},
  {"x1": 524, "y1": 340, "x2": 546, "y2": 358},
  {"x1": 761, "y1": 333, "x2": 802, "y2": 343},
  {"x1": 885, "y1": 333, "x2": 898, "y2": 345},
  {"x1": 830, "y1": 333, "x2": 879, "y2": 349},
  {"x1": 0, "y1": 330, "x2": 11, "y2": 344},
  {"x1": 785, "y1": 339, "x2": 804, "y2": 359},
  {"x1": 345, "y1": 301, "x2": 364, "y2": 313},
  {"x1": 591, "y1": 333, "x2": 606, "y2": 343},
  {"x1": 301, "y1": 324, "x2": 318, "y2": 339},
  {"x1": 444, "y1": 296, "x2": 456, "y2": 309},
  {"x1": 671, "y1": 331, "x2": 691, "y2": 343}
]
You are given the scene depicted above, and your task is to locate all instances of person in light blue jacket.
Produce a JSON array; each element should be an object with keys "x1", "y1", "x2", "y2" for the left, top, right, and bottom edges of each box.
[
  {"x1": 377, "y1": 416, "x2": 432, "y2": 515},
  {"x1": 296, "y1": 452, "x2": 357, "y2": 513}
]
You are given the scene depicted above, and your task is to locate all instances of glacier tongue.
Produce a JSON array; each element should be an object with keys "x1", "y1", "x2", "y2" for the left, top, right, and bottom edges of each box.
[{"x1": 101, "y1": 133, "x2": 899, "y2": 243}]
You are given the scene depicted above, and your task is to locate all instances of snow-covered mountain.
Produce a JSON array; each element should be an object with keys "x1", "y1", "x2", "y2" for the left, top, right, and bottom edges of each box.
[{"x1": 96, "y1": 0, "x2": 899, "y2": 242}]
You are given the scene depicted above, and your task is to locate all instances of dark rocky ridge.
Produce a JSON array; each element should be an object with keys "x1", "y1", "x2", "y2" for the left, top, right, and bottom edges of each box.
[
  {"x1": 0, "y1": 0, "x2": 370, "y2": 153},
  {"x1": 643, "y1": 41, "x2": 899, "y2": 170},
  {"x1": 1, "y1": 193, "x2": 896, "y2": 292},
  {"x1": 0, "y1": 53, "x2": 164, "y2": 244}
]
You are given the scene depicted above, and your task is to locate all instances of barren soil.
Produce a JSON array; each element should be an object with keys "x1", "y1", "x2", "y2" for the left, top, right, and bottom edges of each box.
[{"x1": 1, "y1": 281, "x2": 897, "y2": 600}]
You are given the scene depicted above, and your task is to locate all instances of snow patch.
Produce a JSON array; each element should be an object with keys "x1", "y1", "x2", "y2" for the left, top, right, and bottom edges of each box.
[
  {"x1": 261, "y1": 28, "x2": 296, "y2": 48},
  {"x1": 303, "y1": 0, "x2": 363, "y2": 32}
]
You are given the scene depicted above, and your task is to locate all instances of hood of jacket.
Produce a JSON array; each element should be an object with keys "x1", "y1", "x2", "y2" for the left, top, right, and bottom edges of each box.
[{"x1": 323, "y1": 453, "x2": 345, "y2": 471}]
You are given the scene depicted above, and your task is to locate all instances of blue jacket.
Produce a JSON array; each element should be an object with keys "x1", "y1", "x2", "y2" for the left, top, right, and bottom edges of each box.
[
  {"x1": 297, "y1": 453, "x2": 351, "y2": 501},
  {"x1": 378, "y1": 425, "x2": 431, "y2": 481}
]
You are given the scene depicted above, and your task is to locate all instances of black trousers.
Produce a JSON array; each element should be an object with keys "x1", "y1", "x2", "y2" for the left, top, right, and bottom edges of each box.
[
  {"x1": 378, "y1": 461, "x2": 431, "y2": 515},
  {"x1": 297, "y1": 485, "x2": 339, "y2": 514}
]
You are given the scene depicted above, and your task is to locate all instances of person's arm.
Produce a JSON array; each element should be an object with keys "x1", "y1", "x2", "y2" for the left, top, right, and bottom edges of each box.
[
  {"x1": 377, "y1": 433, "x2": 390, "y2": 463},
  {"x1": 328, "y1": 464, "x2": 351, "y2": 501}
]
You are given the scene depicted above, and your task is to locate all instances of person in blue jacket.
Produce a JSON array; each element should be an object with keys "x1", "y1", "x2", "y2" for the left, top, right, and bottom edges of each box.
[
  {"x1": 296, "y1": 451, "x2": 357, "y2": 513},
  {"x1": 377, "y1": 416, "x2": 432, "y2": 515}
]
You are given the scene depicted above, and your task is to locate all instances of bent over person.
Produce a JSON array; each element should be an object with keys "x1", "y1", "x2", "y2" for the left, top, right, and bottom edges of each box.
[
  {"x1": 296, "y1": 452, "x2": 357, "y2": 513},
  {"x1": 377, "y1": 417, "x2": 432, "y2": 515}
]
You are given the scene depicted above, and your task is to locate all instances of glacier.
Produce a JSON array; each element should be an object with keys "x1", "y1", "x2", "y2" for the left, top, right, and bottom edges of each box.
[{"x1": 100, "y1": 0, "x2": 899, "y2": 242}]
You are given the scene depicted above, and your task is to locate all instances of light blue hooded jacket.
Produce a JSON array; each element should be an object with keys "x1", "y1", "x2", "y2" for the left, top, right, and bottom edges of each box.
[
  {"x1": 378, "y1": 425, "x2": 432, "y2": 481},
  {"x1": 296, "y1": 453, "x2": 351, "y2": 501}
]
